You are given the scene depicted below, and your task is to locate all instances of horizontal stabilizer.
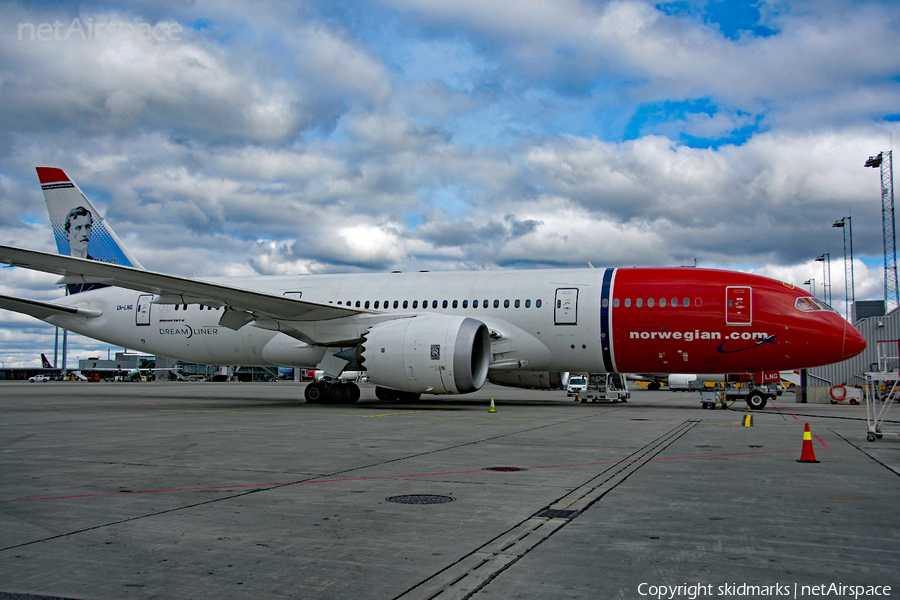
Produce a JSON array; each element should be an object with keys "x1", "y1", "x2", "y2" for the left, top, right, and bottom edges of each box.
[{"x1": 0, "y1": 293, "x2": 102, "y2": 320}]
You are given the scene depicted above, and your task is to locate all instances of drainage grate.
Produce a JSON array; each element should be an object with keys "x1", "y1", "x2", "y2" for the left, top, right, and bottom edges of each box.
[
  {"x1": 537, "y1": 508, "x2": 579, "y2": 519},
  {"x1": 482, "y1": 466, "x2": 527, "y2": 472},
  {"x1": 386, "y1": 494, "x2": 456, "y2": 505}
]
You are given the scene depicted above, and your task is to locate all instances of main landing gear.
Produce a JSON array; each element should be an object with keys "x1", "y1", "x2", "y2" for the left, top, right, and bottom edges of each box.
[{"x1": 304, "y1": 381, "x2": 361, "y2": 404}]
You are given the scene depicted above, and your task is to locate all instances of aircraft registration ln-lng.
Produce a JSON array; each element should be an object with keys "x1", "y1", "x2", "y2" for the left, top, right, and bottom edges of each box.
[{"x1": 0, "y1": 167, "x2": 865, "y2": 405}]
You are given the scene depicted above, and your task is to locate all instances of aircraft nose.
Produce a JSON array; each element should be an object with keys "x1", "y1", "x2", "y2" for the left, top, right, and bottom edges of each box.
[{"x1": 842, "y1": 321, "x2": 867, "y2": 360}]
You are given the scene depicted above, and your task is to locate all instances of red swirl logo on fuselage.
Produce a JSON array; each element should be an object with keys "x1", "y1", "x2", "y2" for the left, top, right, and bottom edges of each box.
[{"x1": 717, "y1": 334, "x2": 778, "y2": 354}]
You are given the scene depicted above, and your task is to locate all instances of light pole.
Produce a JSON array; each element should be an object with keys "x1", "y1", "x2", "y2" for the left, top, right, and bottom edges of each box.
[
  {"x1": 804, "y1": 278, "x2": 816, "y2": 297},
  {"x1": 866, "y1": 151, "x2": 898, "y2": 312},
  {"x1": 833, "y1": 217, "x2": 855, "y2": 320},
  {"x1": 815, "y1": 253, "x2": 832, "y2": 307}
]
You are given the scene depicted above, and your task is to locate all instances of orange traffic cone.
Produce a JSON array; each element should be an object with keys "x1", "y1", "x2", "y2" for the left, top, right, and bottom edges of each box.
[{"x1": 797, "y1": 423, "x2": 819, "y2": 463}]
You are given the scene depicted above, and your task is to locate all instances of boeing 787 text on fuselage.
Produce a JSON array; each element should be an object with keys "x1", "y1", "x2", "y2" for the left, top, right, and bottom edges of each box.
[{"x1": 0, "y1": 168, "x2": 865, "y2": 406}]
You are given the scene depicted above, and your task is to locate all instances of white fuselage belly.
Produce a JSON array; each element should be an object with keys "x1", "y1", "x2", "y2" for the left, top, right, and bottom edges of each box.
[{"x1": 53, "y1": 269, "x2": 607, "y2": 372}]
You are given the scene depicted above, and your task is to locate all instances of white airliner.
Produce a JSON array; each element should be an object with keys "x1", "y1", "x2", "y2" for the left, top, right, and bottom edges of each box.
[{"x1": 0, "y1": 168, "x2": 866, "y2": 405}]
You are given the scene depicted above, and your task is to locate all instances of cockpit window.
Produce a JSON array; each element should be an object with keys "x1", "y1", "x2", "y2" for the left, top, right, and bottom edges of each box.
[{"x1": 795, "y1": 297, "x2": 835, "y2": 313}]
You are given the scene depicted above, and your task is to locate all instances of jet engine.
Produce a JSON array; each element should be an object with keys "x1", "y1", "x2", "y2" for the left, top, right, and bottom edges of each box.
[
  {"x1": 488, "y1": 371, "x2": 567, "y2": 390},
  {"x1": 666, "y1": 374, "x2": 698, "y2": 391},
  {"x1": 360, "y1": 315, "x2": 491, "y2": 394}
]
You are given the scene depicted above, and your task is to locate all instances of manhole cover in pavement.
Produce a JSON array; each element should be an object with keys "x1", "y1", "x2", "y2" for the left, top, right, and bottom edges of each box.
[
  {"x1": 386, "y1": 494, "x2": 456, "y2": 505},
  {"x1": 482, "y1": 466, "x2": 527, "y2": 472}
]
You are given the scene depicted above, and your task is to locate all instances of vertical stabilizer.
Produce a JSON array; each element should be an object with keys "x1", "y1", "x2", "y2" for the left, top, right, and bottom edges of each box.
[
  {"x1": 37, "y1": 167, "x2": 142, "y2": 269},
  {"x1": 37, "y1": 167, "x2": 142, "y2": 293}
]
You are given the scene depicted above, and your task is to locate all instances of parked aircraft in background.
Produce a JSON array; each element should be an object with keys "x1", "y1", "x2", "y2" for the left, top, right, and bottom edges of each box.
[{"x1": 0, "y1": 168, "x2": 866, "y2": 405}]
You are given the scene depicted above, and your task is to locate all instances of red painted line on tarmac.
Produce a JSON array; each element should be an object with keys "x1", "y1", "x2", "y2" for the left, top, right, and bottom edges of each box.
[
  {"x1": 812, "y1": 434, "x2": 832, "y2": 449},
  {"x1": 771, "y1": 398, "x2": 798, "y2": 419},
  {"x1": 0, "y1": 449, "x2": 797, "y2": 504}
]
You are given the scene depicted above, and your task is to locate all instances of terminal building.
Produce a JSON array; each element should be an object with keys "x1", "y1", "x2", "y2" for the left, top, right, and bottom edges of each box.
[{"x1": 809, "y1": 300, "x2": 897, "y2": 387}]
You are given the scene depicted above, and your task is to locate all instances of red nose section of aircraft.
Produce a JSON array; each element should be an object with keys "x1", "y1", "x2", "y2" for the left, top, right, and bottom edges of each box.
[
  {"x1": 609, "y1": 268, "x2": 866, "y2": 374},
  {"x1": 841, "y1": 320, "x2": 867, "y2": 361}
]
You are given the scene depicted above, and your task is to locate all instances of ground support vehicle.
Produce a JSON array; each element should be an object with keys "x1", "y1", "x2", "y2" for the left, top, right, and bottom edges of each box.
[
  {"x1": 579, "y1": 373, "x2": 629, "y2": 403},
  {"x1": 698, "y1": 382, "x2": 781, "y2": 410}
]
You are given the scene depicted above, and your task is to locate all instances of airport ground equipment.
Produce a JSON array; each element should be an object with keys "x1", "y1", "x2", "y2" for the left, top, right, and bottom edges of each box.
[
  {"x1": 697, "y1": 381, "x2": 781, "y2": 410},
  {"x1": 863, "y1": 340, "x2": 900, "y2": 442},
  {"x1": 699, "y1": 386, "x2": 732, "y2": 409},
  {"x1": 580, "y1": 372, "x2": 629, "y2": 403}
]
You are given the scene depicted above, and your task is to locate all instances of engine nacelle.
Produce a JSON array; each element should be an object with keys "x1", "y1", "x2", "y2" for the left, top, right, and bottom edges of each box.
[
  {"x1": 361, "y1": 315, "x2": 491, "y2": 394},
  {"x1": 487, "y1": 371, "x2": 567, "y2": 390},
  {"x1": 666, "y1": 373, "x2": 698, "y2": 391}
]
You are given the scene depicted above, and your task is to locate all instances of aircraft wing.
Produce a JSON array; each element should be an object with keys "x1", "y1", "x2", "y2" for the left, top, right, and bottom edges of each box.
[{"x1": 0, "y1": 244, "x2": 364, "y2": 328}]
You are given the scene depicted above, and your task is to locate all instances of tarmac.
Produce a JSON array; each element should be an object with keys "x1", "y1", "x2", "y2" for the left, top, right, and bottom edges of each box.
[{"x1": 0, "y1": 381, "x2": 898, "y2": 600}]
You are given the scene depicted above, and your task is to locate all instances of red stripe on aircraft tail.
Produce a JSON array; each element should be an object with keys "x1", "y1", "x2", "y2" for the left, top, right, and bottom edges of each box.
[{"x1": 36, "y1": 167, "x2": 69, "y2": 184}]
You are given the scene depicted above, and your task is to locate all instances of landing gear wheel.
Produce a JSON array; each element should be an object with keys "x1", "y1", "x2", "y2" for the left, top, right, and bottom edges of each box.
[
  {"x1": 375, "y1": 386, "x2": 400, "y2": 401},
  {"x1": 746, "y1": 391, "x2": 768, "y2": 410},
  {"x1": 305, "y1": 382, "x2": 325, "y2": 403},
  {"x1": 346, "y1": 383, "x2": 361, "y2": 403},
  {"x1": 867, "y1": 433, "x2": 876, "y2": 442},
  {"x1": 328, "y1": 384, "x2": 347, "y2": 404}
]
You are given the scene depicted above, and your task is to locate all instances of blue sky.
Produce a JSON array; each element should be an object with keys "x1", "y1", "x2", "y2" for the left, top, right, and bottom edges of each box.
[{"x1": 0, "y1": 0, "x2": 899, "y2": 365}]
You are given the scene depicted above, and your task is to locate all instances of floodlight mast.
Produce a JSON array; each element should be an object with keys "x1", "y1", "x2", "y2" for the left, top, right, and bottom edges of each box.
[
  {"x1": 832, "y1": 217, "x2": 854, "y2": 321},
  {"x1": 865, "y1": 151, "x2": 898, "y2": 313},
  {"x1": 815, "y1": 253, "x2": 832, "y2": 307},
  {"x1": 803, "y1": 278, "x2": 816, "y2": 297}
]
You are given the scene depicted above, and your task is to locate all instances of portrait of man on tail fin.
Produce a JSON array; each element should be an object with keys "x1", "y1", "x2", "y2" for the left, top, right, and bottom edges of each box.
[{"x1": 64, "y1": 206, "x2": 94, "y2": 260}]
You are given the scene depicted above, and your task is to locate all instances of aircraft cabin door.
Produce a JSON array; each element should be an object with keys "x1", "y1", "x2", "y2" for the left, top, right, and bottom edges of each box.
[
  {"x1": 554, "y1": 288, "x2": 578, "y2": 325},
  {"x1": 136, "y1": 294, "x2": 153, "y2": 326},
  {"x1": 725, "y1": 286, "x2": 752, "y2": 325}
]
